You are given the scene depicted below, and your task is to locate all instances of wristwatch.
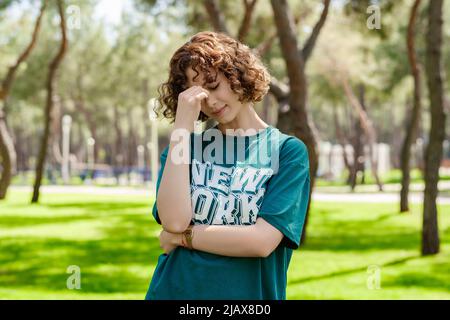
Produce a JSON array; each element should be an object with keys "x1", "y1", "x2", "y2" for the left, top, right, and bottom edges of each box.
[{"x1": 183, "y1": 225, "x2": 194, "y2": 250}]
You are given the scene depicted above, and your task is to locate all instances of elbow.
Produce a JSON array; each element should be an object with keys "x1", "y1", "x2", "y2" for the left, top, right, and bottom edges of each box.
[
  {"x1": 255, "y1": 241, "x2": 275, "y2": 258},
  {"x1": 156, "y1": 196, "x2": 191, "y2": 233},
  {"x1": 159, "y1": 207, "x2": 191, "y2": 233},
  {"x1": 253, "y1": 219, "x2": 284, "y2": 258},
  {"x1": 161, "y1": 220, "x2": 190, "y2": 234},
  {"x1": 256, "y1": 237, "x2": 281, "y2": 258},
  {"x1": 258, "y1": 246, "x2": 273, "y2": 258}
]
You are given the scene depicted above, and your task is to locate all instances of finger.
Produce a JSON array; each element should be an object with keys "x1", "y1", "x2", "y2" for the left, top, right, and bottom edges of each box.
[
  {"x1": 194, "y1": 92, "x2": 208, "y2": 101},
  {"x1": 198, "y1": 87, "x2": 210, "y2": 96},
  {"x1": 187, "y1": 87, "x2": 209, "y2": 99},
  {"x1": 179, "y1": 86, "x2": 197, "y2": 99},
  {"x1": 187, "y1": 86, "x2": 209, "y2": 97},
  {"x1": 189, "y1": 93, "x2": 208, "y2": 106},
  {"x1": 187, "y1": 88, "x2": 208, "y2": 101},
  {"x1": 183, "y1": 85, "x2": 203, "y2": 96}
]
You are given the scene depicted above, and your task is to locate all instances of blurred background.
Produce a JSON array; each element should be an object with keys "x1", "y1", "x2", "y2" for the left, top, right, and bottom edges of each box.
[{"x1": 0, "y1": 0, "x2": 449, "y2": 299}]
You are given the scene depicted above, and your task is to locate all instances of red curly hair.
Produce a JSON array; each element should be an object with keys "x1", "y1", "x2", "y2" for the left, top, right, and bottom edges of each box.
[{"x1": 155, "y1": 31, "x2": 271, "y2": 122}]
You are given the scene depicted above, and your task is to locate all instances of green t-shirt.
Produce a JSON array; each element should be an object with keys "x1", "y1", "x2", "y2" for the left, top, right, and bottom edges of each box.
[{"x1": 145, "y1": 125, "x2": 310, "y2": 300}]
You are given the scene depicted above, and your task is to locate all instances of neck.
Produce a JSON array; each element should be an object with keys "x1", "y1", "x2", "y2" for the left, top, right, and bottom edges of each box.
[{"x1": 217, "y1": 103, "x2": 268, "y2": 136}]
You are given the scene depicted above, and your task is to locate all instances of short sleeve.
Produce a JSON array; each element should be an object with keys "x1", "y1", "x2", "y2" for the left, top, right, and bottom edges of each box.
[
  {"x1": 152, "y1": 146, "x2": 169, "y2": 224},
  {"x1": 257, "y1": 137, "x2": 310, "y2": 249}
]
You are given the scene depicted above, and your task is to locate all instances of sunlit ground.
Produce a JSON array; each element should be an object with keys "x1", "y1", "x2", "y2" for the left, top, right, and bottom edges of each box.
[{"x1": 0, "y1": 191, "x2": 448, "y2": 299}]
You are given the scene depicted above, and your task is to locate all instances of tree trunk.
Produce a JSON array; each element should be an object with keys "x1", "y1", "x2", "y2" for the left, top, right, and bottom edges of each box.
[
  {"x1": 78, "y1": 101, "x2": 99, "y2": 160},
  {"x1": 142, "y1": 79, "x2": 151, "y2": 177},
  {"x1": 348, "y1": 89, "x2": 366, "y2": 190},
  {"x1": 0, "y1": 0, "x2": 47, "y2": 200},
  {"x1": 342, "y1": 79, "x2": 383, "y2": 191},
  {"x1": 422, "y1": 0, "x2": 445, "y2": 256},
  {"x1": 349, "y1": 114, "x2": 364, "y2": 190},
  {"x1": 32, "y1": 0, "x2": 67, "y2": 203},
  {"x1": 113, "y1": 105, "x2": 123, "y2": 167},
  {"x1": 15, "y1": 127, "x2": 26, "y2": 171},
  {"x1": 400, "y1": 0, "x2": 422, "y2": 213},
  {"x1": 237, "y1": 0, "x2": 257, "y2": 42},
  {"x1": 127, "y1": 111, "x2": 137, "y2": 170},
  {"x1": 332, "y1": 106, "x2": 352, "y2": 175},
  {"x1": 51, "y1": 96, "x2": 63, "y2": 164},
  {"x1": 271, "y1": 0, "x2": 330, "y2": 245},
  {"x1": 203, "y1": 0, "x2": 230, "y2": 34},
  {"x1": 0, "y1": 108, "x2": 16, "y2": 199}
]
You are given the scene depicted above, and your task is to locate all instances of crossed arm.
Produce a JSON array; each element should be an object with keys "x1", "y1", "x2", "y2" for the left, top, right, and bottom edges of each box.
[
  {"x1": 159, "y1": 217, "x2": 284, "y2": 258},
  {"x1": 156, "y1": 128, "x2": 284, "y2": 258}
]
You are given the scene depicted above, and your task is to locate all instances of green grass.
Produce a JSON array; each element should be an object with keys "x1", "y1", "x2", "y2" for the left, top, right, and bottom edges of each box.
[
  {"x1": 0, "y1": 191, "x2": 449, "y2": 299},
  {"x1": 288, "y1": 202, "x2": 450, "y2": 299}
]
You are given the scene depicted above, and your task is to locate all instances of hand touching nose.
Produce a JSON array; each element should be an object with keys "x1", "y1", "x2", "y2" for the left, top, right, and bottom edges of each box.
[{"x1": 175, "y1": 86, "x2": 209, "y2": 131}]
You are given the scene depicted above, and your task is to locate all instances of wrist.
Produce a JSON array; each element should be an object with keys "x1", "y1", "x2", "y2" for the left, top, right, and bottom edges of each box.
[
  {"x1": 173, "y1": 233, "x2": 184, "y2": 247},
  {"x1": 174, "y1": 119, "x2": 194, "y2": 132},
  {"x1": 174, "y1": 118, "x2": 202, "y2": 133},
  {"x1": 182, "y1": 225, "x2": 194, "y2": 250}
]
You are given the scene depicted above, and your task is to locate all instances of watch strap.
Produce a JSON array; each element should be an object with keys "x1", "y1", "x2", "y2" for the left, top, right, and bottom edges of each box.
[{"x1": 183, "y1": 225, "x2": 194, "y2": 250}]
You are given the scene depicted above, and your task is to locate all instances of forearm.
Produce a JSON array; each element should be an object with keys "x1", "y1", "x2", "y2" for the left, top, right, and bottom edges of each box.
[
  {"x1": 161, "y1": 218, "x2": 283, "y2": 257},
  {"x1": 189, "y1": 224, "x2": 265, "y2": 258},
  {"x1": 157, "y1": 125, "x2": 193, "y2": 233}
]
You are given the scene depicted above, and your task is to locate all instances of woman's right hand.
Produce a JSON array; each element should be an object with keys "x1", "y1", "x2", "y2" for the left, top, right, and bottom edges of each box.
[{"x1": 174, "y1": 86, "x2": 209, "y2": 132}]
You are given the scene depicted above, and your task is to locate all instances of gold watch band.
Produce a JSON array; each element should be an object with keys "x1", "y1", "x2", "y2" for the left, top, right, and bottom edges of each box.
[{"x1": 183, "y1": 225, "x2": 194, "y2": 250}]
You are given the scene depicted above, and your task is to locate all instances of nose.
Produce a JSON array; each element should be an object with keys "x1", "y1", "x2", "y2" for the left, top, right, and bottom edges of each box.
[{"x1": 206, "y1": 94, "x2": 218, "y2": 108}]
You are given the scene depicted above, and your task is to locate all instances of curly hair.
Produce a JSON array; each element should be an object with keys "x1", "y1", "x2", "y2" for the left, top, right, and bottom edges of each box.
[{"x1": 155, "y1": 31, "x2": 271, "y2": 122}]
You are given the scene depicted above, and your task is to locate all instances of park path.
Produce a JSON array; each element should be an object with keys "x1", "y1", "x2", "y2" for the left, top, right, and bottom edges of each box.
[
  {"x1": 313, "y1": 192, "x2": 450, "y2": 204},
  {"x1": 10, "y1": 184, "x2": 450, "y2": 204}
]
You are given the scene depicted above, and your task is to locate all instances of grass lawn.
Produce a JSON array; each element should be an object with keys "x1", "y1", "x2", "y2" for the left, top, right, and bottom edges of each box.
[{"x1": 0, "y1": 191, "x2": 449, "y2": 300}]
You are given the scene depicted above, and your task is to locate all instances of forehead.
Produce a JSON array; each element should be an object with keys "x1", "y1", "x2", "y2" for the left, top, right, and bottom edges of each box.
[{"x1": 186, "y1": 66, "x2": 218, "y2": 86}]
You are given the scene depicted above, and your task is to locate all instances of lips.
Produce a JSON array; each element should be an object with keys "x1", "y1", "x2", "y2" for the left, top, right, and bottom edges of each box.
[{"x1": 212, "y1": 105, "x2": 227, "y2": 116}]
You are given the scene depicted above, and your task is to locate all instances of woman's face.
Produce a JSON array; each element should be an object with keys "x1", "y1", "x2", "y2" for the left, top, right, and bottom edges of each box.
[{"x1": 185, "y1": 67, "x2": 242, "y2": 124}]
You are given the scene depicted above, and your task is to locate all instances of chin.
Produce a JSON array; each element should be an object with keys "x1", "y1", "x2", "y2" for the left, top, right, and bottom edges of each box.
[
  {"x1": 215, "y1": 116, "x2": 233, "y2": 125},
  {"x1": 216, "y1": 112, "x2": 236, "y2": 125}
]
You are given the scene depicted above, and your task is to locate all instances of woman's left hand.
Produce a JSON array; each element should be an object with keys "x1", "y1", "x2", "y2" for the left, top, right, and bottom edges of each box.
[{"x1": 159, "y1": 229, "x2": 182, "y2": 254}]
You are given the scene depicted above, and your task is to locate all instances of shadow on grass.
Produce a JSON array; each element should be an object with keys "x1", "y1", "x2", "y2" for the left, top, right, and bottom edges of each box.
[
  {"x1": 0, "y1": 201, "x2": 153, "y2": 228},
  {"x1": 382, "y1": 260, "x2": 450, "y2": 291},
  {"x1": 302, "y1": 231, "x2": 421, "y2": 251},
  {"x1": 0, "y1": 215, "x2": 99, "y2": 228},
  {"x1": 289, "y1": 255, "x2": 418, "y2": 285},
  {"x1": 290, "y1": 254, "x2": 450, "y2": 292},
  {"x1": 0, "y1": 202, "x2": 164, "y2": 295},
  {"x1": 302, "y1": 210, "x2": 450, "y2": 252}
]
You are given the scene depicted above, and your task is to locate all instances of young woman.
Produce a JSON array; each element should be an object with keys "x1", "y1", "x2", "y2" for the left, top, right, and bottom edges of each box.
[{"x1": 145, "y1": 31, "x2": 310, "y2": 300}]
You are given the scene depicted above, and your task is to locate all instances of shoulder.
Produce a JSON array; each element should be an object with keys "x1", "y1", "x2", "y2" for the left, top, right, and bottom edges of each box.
[
  {"x1": 281, "y1": 135, "x2": 308, "y2": 156},
  {"x1": 275, "y1": 130, "x2": 309, "y2": 168}
]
